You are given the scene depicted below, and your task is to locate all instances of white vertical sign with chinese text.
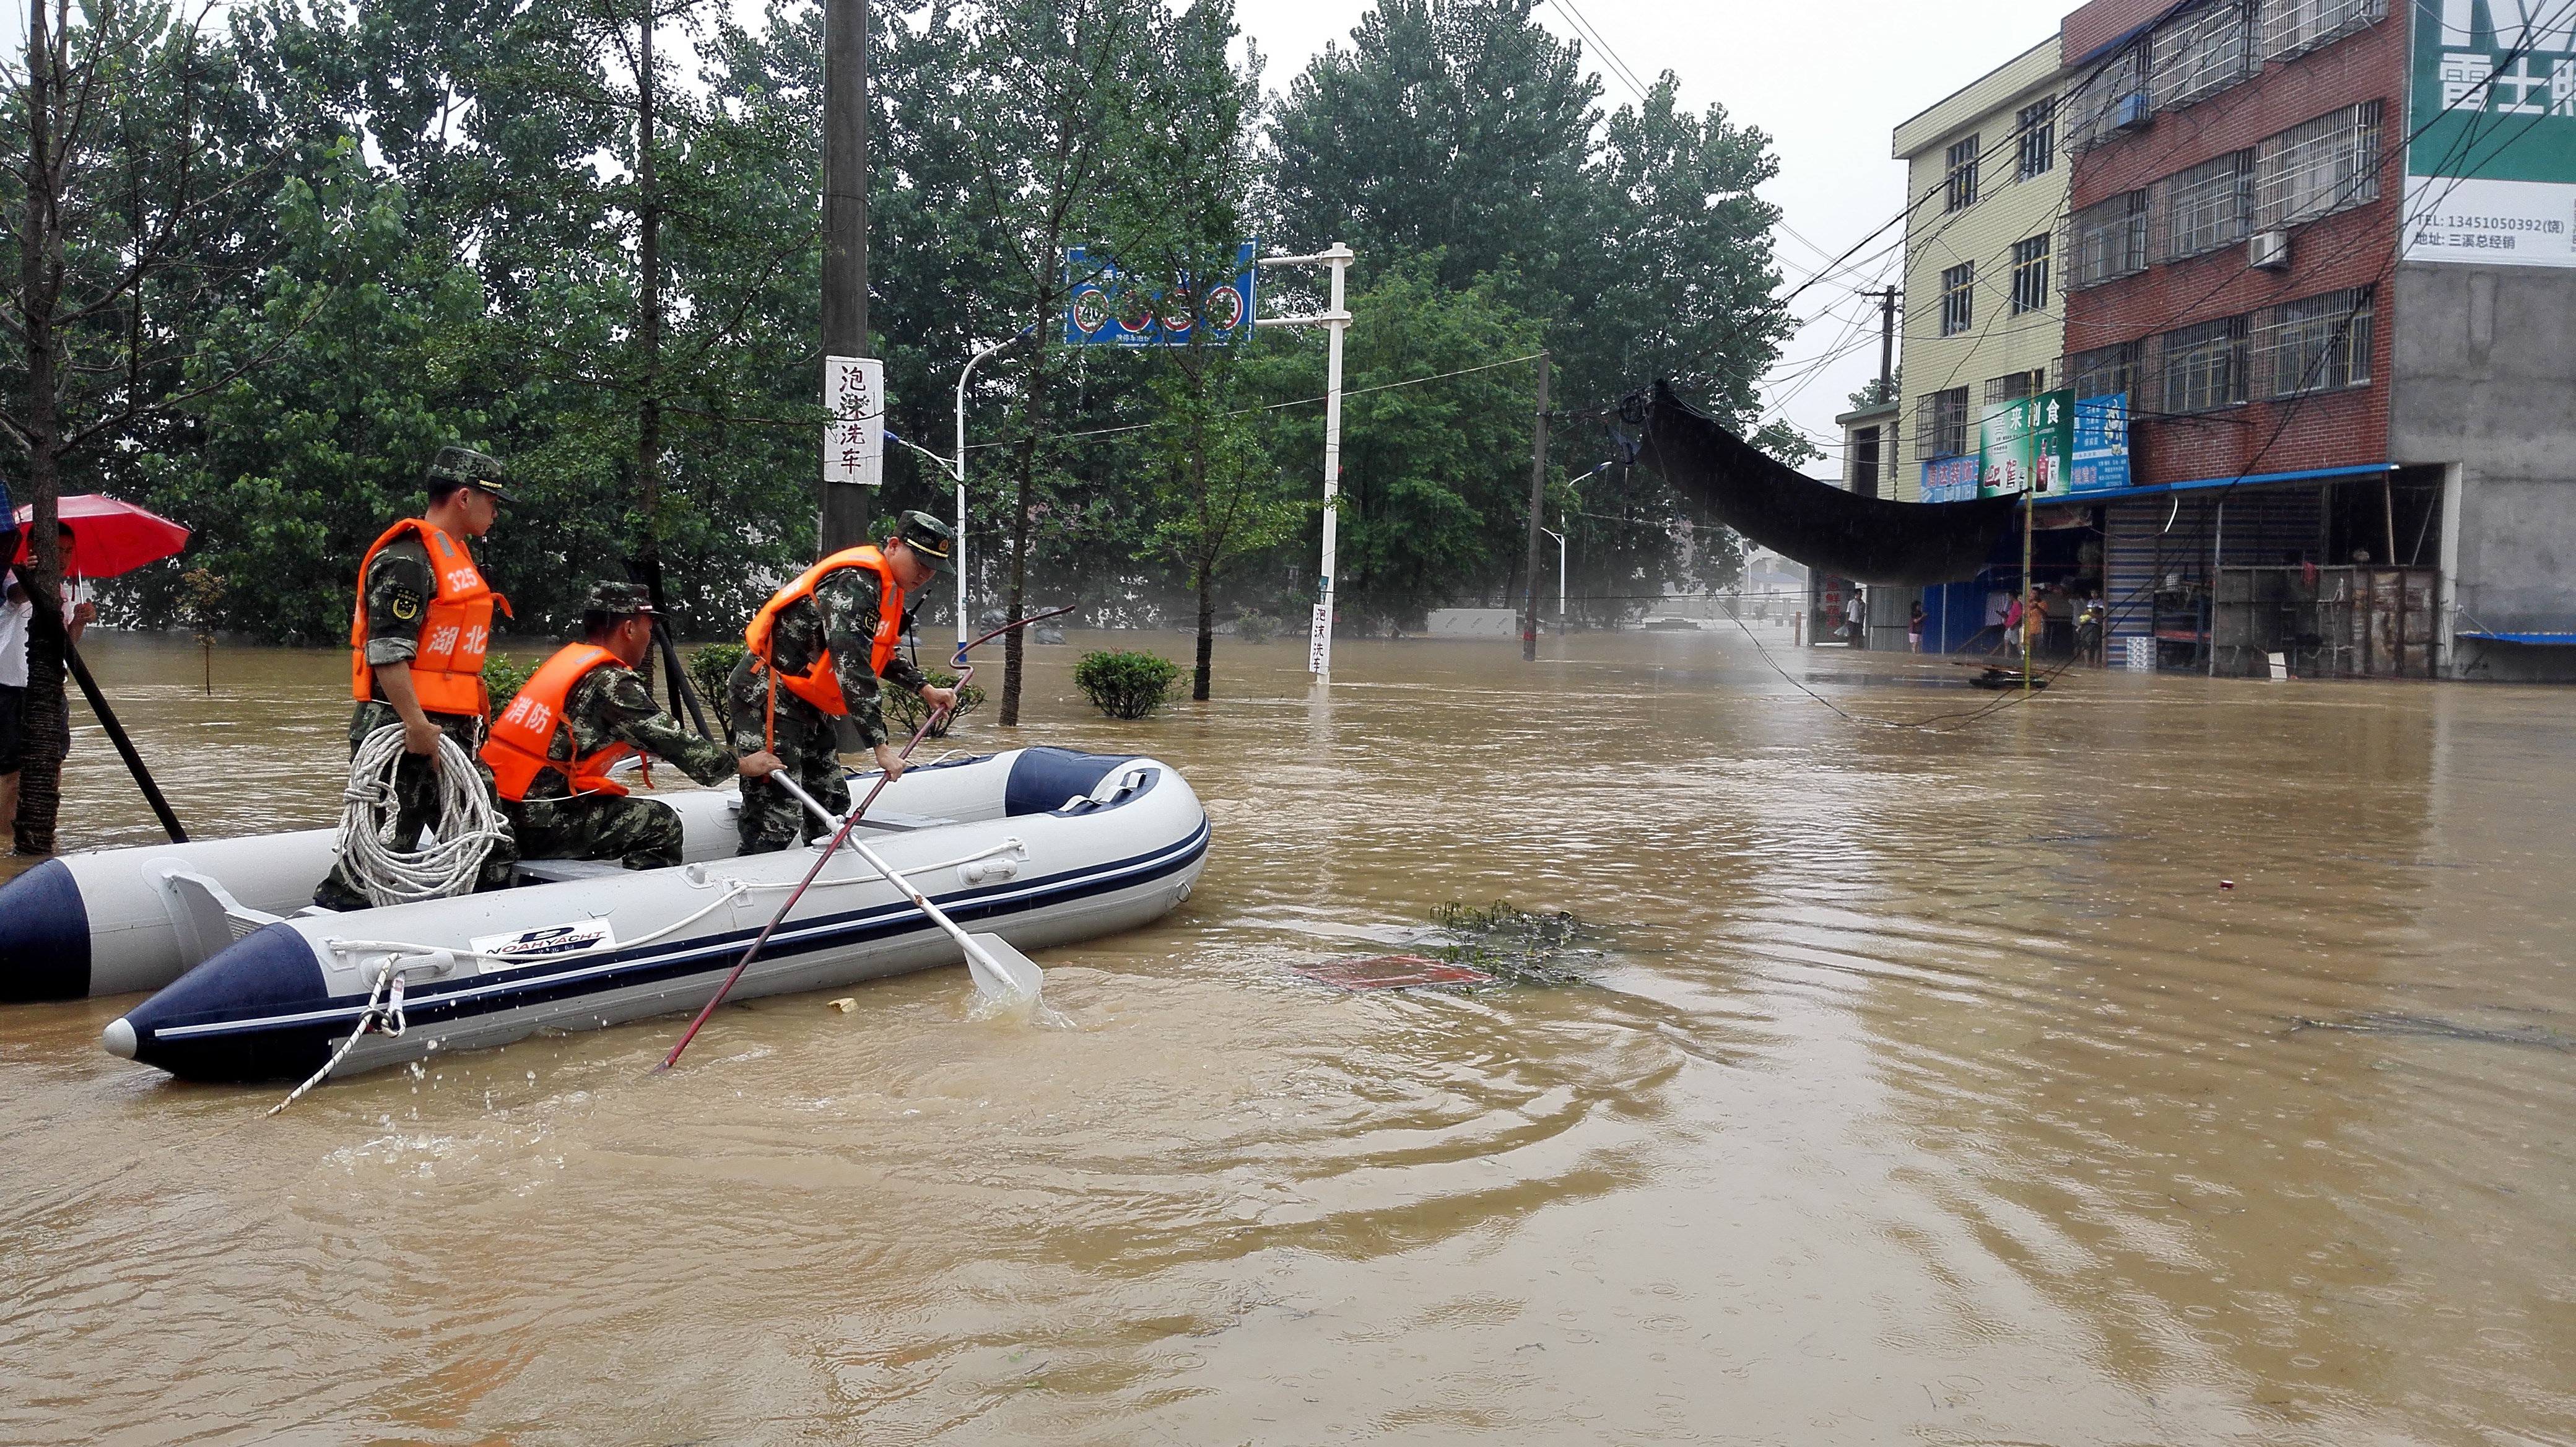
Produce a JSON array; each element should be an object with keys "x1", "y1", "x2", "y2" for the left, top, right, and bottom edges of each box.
[{"x1": 823, "y1": 356, "x2": 886, "y2": 486}]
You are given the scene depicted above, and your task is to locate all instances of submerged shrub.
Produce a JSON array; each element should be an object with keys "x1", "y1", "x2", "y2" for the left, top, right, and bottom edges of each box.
[
  {"x1": 882, "y1": 670, "x2": 988, "y2": 738},
  {"x1": 687, "y1": 642, "x2": 747, "y2": 713},
  {"x1": 1074, "y1": 650, "x2": 1180, "y2": 719}
]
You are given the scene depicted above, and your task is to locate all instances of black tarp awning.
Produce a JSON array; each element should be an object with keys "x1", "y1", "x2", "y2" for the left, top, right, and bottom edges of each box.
[{"x1": 1632, "y1": 381, "x2": 2016, "y2": 587}]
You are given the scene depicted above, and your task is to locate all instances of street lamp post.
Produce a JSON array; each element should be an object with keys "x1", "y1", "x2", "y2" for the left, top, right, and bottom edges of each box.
[
  {"x1": 890, "y1": 328, "x2": 1030, "y2": 652},
  {"x1": 1253, "y1": 243, "x2": 1354, "y2": 680},
  {"x1": 1538, "y1": 522, "x2": 1566, "y2": 631}
]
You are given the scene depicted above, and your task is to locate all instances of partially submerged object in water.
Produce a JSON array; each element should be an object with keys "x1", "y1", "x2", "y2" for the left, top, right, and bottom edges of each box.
[
  {"x1": 90, "y1": 749, "x2": 1208, "y2": 1083},
  {"x1": 1629, "y1": 380, "x2": 2017, "y2": 585}
]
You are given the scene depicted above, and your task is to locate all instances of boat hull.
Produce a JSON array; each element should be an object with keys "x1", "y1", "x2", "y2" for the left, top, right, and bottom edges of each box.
[{"x1": 103, "y1": 750, "x2": 1208, "y2": 1083}]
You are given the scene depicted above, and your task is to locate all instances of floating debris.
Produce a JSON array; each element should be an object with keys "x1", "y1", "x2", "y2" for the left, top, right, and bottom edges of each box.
[
  {"x1": 2287, "y1": 1013, "x2": 2574, "y2": 1052},
  {"x1": 1293, "y1": 955, "x2": 1495, "y2": 991},
  {"x1": 1427, "y1": 900, "x2": 1607, "y2": 987}
]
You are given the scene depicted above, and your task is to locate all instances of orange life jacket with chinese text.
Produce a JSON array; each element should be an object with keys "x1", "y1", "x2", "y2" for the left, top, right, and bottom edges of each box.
[
  {"x1": 743, "y1": 546, "x2": 905, "y2": 716},
  {"x1": 479, "y1": 643, "x2": 633, "y2": 802},
  {"x1": 349, "y1": 518, "x2": 501, "y2": 719}
]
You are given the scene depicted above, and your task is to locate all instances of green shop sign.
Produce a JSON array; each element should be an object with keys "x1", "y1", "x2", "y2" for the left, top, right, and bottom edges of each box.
[
  {"x1": 2404, "y1": 0, "x2": 2576, "y2": 267},
  {"x1": 1978, "y1": 390, "x2": 2074, "y2": 498}
]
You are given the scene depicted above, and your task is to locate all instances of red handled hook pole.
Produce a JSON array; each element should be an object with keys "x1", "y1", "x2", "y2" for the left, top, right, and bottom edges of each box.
[{"x1": 656, "y1": 601, "x2": 1082, "y2": 1071}]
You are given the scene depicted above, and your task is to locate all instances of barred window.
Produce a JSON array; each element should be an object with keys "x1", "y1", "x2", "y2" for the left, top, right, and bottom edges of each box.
[
  {"x1": 2150, "y1": 1, "x2": 2252, "y2": 112},
  {"x1": 2065, "y1": 42, "x2": 2147, "y2": 152},
  {"x1": 2016, "y1": 97, "x2": 2057, "y2": 180},
  {"x1": 2070, "y1": 190, "x2": 2152, "y2": 287},
  {"x1": 2069, "y1": 342, "x2": 2136, "y2": 400},
  {"x1": 2162, "y1": 151, "x2": 2254, "y2": 259},
  {"x1": 2160, "y1": 317, "x2": 2248, "y2": 414},
  {"x1": 2262, "y1": 0, "x2": 2385, "y2": 59},
  {"x1": 1946, "y1": 136, "x2": 1982, "y2": 212},
  {"x1": 1941, "y1": 262, "x2": 1975, "y2": 336},
  {"x1": 1921, "y1": 387, "x2": 1972, "y2": 459},
  {"x1": 2011, "y1": 234, "x2": 2052, "y2": 314},
  {"x1": 2256, "y1": 286, "x2": 2374, "y2": 396},
  {"x1": 2256, "y1": 101, "x2": 2382, "y2": 229},
  {"x1": 1985, "y1": 370, "x2": 2043, "y2": 406},
  {"x1": 1850, "y1": 426, "x2": 1882, "y2": 499}
]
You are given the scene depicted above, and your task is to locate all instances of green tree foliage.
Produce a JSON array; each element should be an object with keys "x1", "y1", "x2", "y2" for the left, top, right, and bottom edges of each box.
[{"x1": 1072, "y1": 648, "x2": 1178, "y2": 719}]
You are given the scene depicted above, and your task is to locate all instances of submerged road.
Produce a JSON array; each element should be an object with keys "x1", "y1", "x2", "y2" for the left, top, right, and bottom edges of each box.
[{"x1": 4, "y1": 628, "x2": 2570, "y2": 1443}]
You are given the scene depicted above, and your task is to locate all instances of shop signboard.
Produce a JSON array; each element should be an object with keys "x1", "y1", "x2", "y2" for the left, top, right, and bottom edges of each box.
[
  {"x1": 2403, "y1": 0, "x2": 2576, "y2": 268},
  {"x1": 2069, "y1": 391, "x2": 2131, "y2": 492},
  {"x1": 1064, "y1": 242, "x2": 1259, "y2": 346},
  {"x1": 1921, "y1": 455, "x2": 1981, "y2": 502},
  {"x1": 1977, "y1": 390, "x2": 2074, "y2": 498}
]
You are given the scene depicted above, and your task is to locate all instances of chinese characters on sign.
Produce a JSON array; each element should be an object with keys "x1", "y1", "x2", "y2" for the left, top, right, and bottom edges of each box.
[
  {"x1": 2404, "y1": 1, "x2": 2576, "y2": 267},
  {"x1": 2069, "y1": 393, "x2": 2131, "y2": 493},
  {"x1": 1921, "y1": 455, "x2": 1982, "y2": 503},
  {"x1": 822, "y1": 355, "x2": 885, "y2": 487},
  {"x1": 1977, "y1": 390, "x2": 2074, "y2": 499}
]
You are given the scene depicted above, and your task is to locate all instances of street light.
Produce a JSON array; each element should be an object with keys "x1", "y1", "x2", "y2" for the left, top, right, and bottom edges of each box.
[
  {"x1": 1538, "y1": 522, "x2": 1566, "y2": 631},
  {"x1": 889, "y1": 326, "x2": 1033, "y2": 650}
]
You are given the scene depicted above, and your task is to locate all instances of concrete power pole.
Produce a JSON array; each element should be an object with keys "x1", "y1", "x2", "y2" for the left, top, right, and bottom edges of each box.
[
  {"x1": 1520, "y1": 352, "x2": 1552, "y2": 662},
  {"x1": 1879, "y1": 287, "x2": 1897, "y2": 398},
  {"x1": 819, "y1": 0, "x2": 871, "y2": 556}
]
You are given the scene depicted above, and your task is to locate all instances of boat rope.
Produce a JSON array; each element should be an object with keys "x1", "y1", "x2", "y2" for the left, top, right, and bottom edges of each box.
[
  {"x1": 314, "y1": 839, "x2": 1023, "y2": 969},
  {"x1": 266, "y1": 961, "x2": 406, "y2": 1116},
  {"x1": 336, "y1": 724, "x2": 510, "y2": 907}
]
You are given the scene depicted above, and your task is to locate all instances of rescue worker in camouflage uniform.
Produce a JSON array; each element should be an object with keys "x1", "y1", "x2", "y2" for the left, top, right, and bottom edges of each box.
[
  {"x1": 482, "y1": 582, "x2": 785, "y2": 870},
  {"x1": 314, "y1": 447, "x2": 521, "y2": 909},
  {"x1": 728, "y1": 510, "x2": 958, "y2": 854}
]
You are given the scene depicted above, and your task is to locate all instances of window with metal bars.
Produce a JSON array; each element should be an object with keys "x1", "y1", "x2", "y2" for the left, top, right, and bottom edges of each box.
[
  {"x1": 2011, "y1": 235, "x2": 2052, "y2": 313},
  {"x1": 1946, "y1": 136, "x2": 1982, "y2": 212},
  {"x1": 2069, "y1": 190, "x2": 2152, "y2": 288},
  {"x1": 1851, "y1": 427, "x2": 1882, "y2": 498},
  {"x1": 2256, "y1": 286, "x2": 2374, "y2": 396},
  {"x1": 2065, "y1": 42, "x2": 2147, "y2": 152},
  {"x1": 2256, "y1": 101, "x2": 2382, "y2": 229},
  {"x1": 2162, "y1": 150, "x2": 2254, "y2": 259},
  {"x1": 2159, "y1": 317, "x2": 2248, "y2": 414},
  {"x1": 1941, "y1": 262, "x2": 1975, "y2": 336},
  {"x1": 2149, "y1": 1, "x2": 2252, "y2": 112},
  {"x1": 2261, "y1": 0, "x2": 2385, "y2": 60},
  {"x1": 1921, "y1": 387, "x2": 1971, "y2": 458},
  {"x1": 2069, "y1": 343, "x2": 2136, "y2": 400},
  {"x1": 1985, "y1": 370, "x2": 2044, "y2": 406},
  {"x1": 2016, "y1": 98, "x2": 2056, "y2": 180}
]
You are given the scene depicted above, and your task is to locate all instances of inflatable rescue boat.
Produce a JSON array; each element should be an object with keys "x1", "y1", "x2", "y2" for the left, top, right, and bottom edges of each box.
[{"x1": 50, "y1": 749, "x2": 1204, "y2": 1083}]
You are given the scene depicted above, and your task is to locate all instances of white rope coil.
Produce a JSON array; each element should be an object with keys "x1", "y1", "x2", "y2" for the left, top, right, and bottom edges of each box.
[{"x1": 336, "y1": 724, "x2": 510, "y2": 908}]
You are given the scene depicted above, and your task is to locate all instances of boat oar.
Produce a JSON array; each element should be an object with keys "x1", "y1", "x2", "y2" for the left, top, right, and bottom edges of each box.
[{"x1": 768, "y1": 772, "x2": 1043, "y2": 1005}]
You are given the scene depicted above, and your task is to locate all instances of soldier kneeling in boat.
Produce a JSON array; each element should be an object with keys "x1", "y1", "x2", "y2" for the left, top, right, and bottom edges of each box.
[{"x1": 482, "y1": 582, "x2": 783, "y2": 872}]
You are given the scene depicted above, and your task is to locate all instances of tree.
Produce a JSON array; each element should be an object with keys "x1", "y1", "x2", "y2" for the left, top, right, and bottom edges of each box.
[
  {"x1": 950, "y1": 0, "x2": 1160, "y2": 725},
  {"x1": 2, "y1": 0, "x2": 341, "y2": 852}
]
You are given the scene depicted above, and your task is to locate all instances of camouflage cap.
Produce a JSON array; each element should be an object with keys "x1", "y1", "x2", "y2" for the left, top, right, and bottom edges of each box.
[
  {"x1": 889, "y1": 509, "x2": 955, "y2": 575},
  {"x1": 425, "y1": 445, "x2": 513, "y2": 501},
  {"x1": 583, "y1": 580, "x2": 658, "y2": 616}
]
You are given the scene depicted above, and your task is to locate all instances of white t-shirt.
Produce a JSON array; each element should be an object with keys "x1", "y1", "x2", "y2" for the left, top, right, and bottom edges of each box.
[{"x1": 0, "y1": 576, "x2": 90, "y2": 689}]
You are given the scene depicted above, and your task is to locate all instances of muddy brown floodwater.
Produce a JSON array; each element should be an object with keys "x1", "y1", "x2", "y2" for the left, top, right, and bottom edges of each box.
[{"x1": 4, "y1": 627, "x2": 2572, "y2": 1444}]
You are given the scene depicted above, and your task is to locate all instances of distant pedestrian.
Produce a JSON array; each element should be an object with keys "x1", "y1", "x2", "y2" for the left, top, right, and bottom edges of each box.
[
  {"x1": 1, "y1": 522, "x2": 92, "y2": 848},
  {"x1": 1907, "y1": 600, "x2": 1925, "y2": 653}
]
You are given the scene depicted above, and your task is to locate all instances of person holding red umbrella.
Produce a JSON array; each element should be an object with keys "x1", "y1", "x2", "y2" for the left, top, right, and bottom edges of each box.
[
  {"x1": 312, "y1": 447, "x2": 522, "y2": 909},
  {"x1": 2, "y1": 521, "x2": 93, "y2": 849}
]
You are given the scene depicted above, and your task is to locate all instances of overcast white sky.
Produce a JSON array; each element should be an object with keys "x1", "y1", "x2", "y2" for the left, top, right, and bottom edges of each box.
[{"x1": 6, "y1": 0, "x2": 2079, "y2": 473}]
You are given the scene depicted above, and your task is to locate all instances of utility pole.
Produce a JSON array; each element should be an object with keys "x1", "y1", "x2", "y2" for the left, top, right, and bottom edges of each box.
[
  {"x1": 819, "y1": 0, "x2": 871, "y2": 556},
  {"x1": 1878, "y1": 287, "x2": 1897, "y2": 398},
  {"x1": 1520, "y1": 352, "x2": 1551, "y2": 662}
]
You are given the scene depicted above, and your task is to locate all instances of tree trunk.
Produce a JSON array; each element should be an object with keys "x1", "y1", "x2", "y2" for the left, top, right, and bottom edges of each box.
[
  {"x1": 14, "y1": 0, "x2": 72, "y2": 855},
  {"x1": 634, "y1": 4, "x2": 663, "y2": 702},
  {"x1": 1193, "y1": 559, "x2": 1214, "y2": 702}
]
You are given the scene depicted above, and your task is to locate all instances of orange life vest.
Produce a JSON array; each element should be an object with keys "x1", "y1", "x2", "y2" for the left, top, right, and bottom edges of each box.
[
  {"x1": 349, "y1": 518, "x2": 501, "y2": 718},
  {"x1": 479, "y1": 644, "x2": 633, "y2": 802},
  {"x1": 743, "y1": 546, "x2": 906, "y2": 716}
]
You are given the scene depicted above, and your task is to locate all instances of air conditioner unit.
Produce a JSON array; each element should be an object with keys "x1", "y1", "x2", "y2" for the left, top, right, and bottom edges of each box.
[
  {"x1": 2111, "y1": 92, "x2": 2151, "y2": 129},
  {"x1": 2250, "y1": 230, "x2": 2292, "y2": 269}
]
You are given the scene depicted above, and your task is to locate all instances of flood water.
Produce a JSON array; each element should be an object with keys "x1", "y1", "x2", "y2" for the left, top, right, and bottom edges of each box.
[{"x1": 5, "y1": 627, "x2": 2572, "y2": 1445}]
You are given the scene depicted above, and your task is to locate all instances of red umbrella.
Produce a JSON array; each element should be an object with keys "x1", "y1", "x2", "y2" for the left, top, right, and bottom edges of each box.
[{"x1": 10, "y1": 494, "x2": 191, "y2": 577}]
